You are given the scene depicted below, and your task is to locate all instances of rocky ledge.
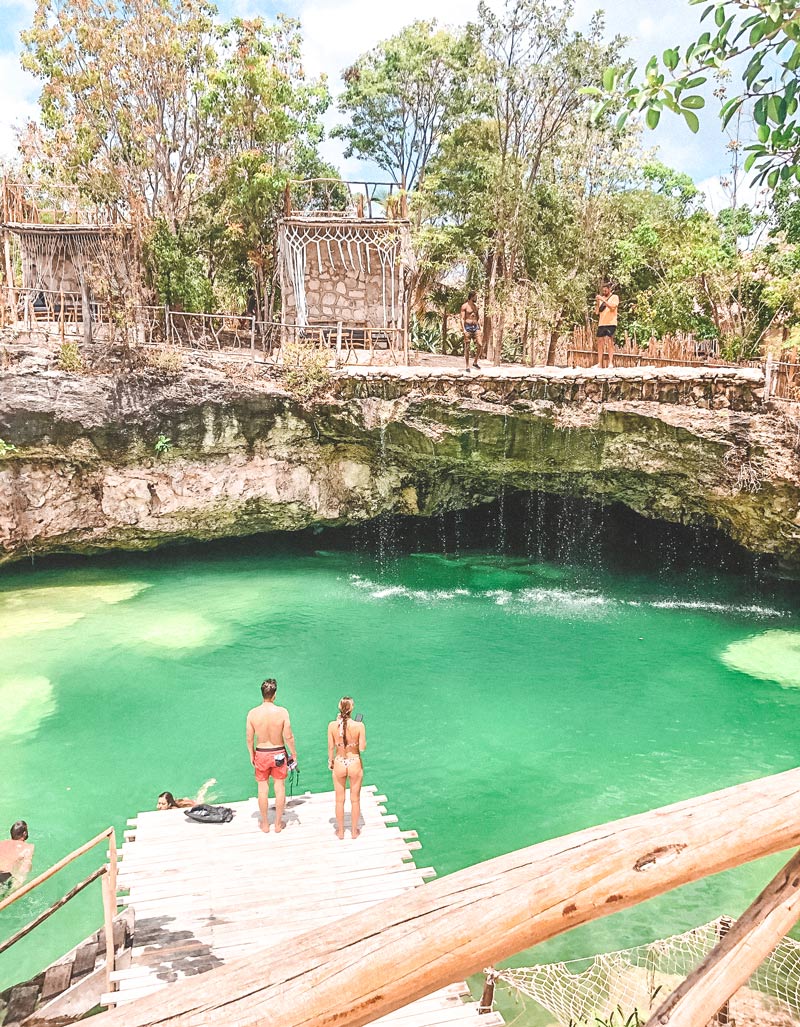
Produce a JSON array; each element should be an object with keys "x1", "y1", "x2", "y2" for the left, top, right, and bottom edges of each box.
[{"x1": 0, "y1": 360, "x2": 799, "y2": 567}]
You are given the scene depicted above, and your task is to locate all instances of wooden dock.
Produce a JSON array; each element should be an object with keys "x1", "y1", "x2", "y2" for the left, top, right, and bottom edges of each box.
[{"x1": 106, "y1": 786, "x2": 504, "y2": 1027}]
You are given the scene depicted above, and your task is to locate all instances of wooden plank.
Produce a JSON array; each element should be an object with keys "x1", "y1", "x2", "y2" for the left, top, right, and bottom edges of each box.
[
  {"x1": 123, "y1": 867, "x2": 426, "y2": 902},
  {"x1": 645, "y1": 848, "x2": 800, "y2": 1027},
  {"x1": 41, "y1": 961, "x2": 74, "y2": 999},
  {"x1": 92, "y1": 765, "x2": 800, "y2": 1027}
]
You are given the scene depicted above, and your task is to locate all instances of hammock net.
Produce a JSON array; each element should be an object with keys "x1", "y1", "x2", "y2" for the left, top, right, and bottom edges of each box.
[
  {"x1": 495, "y1": 917, "x2": 800, "y2": 1026},
  {"x1": 278, "y1": 220, "x2": 415, "y2": 330}
]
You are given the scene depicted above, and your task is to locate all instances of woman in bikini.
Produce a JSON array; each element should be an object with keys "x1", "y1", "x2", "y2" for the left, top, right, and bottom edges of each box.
[{"x1": 328, "y1": 697, "x2": 366, "y2": 840}]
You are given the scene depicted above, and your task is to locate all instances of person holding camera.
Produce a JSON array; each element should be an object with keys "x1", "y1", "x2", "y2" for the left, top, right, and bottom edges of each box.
[
  {"x1": 246, "y1": 678, "x2": 298, "y2": 833},
  {"x1": 595, "y1": 283, "x2": 620, "y2": 368}
]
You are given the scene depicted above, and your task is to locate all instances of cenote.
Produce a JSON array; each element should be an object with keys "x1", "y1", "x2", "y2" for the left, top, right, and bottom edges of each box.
[{"x1": 1, "y1": 493, "x2": 800, "y2": 993}]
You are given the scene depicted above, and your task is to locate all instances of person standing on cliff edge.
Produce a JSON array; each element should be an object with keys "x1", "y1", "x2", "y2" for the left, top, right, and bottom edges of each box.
[
  {"x1": 460, "y1": 291, "x2": 482, "y2": 371},
  {"x1": 595, "y1": 283, "x2": 620, "y2": 369},
  {"x1": 246, "y1": 679, "x2": 297, "y2": 833}
]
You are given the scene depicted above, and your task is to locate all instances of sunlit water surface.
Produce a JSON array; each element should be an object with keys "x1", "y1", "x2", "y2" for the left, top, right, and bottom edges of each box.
[{"x1": 1, "y1": 530, "x2": 799, "y2": 992}]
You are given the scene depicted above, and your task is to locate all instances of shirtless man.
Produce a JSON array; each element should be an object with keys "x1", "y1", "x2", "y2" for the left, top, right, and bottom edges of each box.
[
  {"x1": 0, "y1": 821, "x2": 34, "y2": 890},
  {"x1": 595, "y1": 283, "x2": 620, "y2": 369},
  {"x1": 246, "y1": 679, "x2": 297, "y2": 834},
  {"x1": 460, "y1": 291, "x2": 482, "y2": 371}
]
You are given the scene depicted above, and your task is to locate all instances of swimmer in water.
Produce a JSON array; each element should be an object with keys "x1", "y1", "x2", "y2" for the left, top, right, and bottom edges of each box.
[
  {"x1": 0, "y1": 821, "x2": 34, "y2": 890},
  {"x1": 156, "y1": 778, "x2": 217, "y2": 810},
  {"x1": 327, "y1": 697, "x2": 366, "y2": 840}
]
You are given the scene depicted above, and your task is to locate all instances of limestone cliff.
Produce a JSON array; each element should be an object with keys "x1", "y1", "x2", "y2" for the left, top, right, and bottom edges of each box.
[{"x1": 1, "y1": 358, "x2": 799, "y2": 567}]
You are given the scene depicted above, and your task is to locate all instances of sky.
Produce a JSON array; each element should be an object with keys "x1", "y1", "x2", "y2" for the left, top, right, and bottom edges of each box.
[{"x1": 0, "y1": 0, "x2": 753, "y2": 211}]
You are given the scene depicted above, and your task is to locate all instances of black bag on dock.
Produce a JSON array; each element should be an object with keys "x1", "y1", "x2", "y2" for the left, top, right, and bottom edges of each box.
[{"x1": 184, "y1": 804, "x2": 234, "y2": 824}]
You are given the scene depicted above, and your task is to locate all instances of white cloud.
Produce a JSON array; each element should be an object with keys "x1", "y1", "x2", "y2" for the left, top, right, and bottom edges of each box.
[
  {"x1": 0, "y1": 0, "x2": 743, "y2": 182},
  {"x1": 697, "y1": 172, "x2": 766, "y2": 215}
]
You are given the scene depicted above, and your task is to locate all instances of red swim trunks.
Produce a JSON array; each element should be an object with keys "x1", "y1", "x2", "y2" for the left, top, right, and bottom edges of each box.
[{"x1": 254, "y1": 748, "x2": 288, "y2": 782}]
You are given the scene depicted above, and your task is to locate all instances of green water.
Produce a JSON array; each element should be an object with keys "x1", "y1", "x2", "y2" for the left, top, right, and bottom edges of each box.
[{"x1": 1, "y1": 536, "x2": 799, "y2": 990}]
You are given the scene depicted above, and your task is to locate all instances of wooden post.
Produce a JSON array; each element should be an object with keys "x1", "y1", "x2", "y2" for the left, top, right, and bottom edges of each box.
[
  {"x1": 645, "y1": 848, "x2": 800, "y2": 1027},
  {"x1": 102, "y1": 868, "x2": 116, "y2": 997},
  {"x1": 336, "y1": 321, "x2": 342, "y2": 367},
  {"x1": 284, "y1": 184, "x2": 292, "y2": 218},
  {"x1": 3, "y1": 231, "x2": 15, "y2": 318},
  {"x1": 89, "y1": 767, "x2": 800, "y2": 1027},
  {"x1": 479, "y1": 970, "x2": 498, "y2": 1014},
  {"x1": 250, "y1": 315, "x2": 256, "y2": 367},
  {"x1": 80, "y1": 272, "x2": 92, "y2": 344},
  {"x1": 712, "y1": 918, "x2": 732, "y2": 1025},
  {"x1": 764, "y1": 351, "x2": 774, "y2": 400}
]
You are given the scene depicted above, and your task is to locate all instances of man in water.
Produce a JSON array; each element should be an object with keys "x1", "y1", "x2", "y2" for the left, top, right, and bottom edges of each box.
[
  {"x1": 0, "y1": 821, "x2": 34, "y2": 890},
  {"x1": 460, "y1": 291, "x2": 482, "y2": 371},
  {"x1": 595, "y1": 283, "x2": 620, "y2": 368},
  {"x1": 246, "y1": 679, "x2": 297, "y2": 834}
]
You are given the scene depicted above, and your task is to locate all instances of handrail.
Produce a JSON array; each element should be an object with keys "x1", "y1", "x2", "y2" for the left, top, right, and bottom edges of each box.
[
  {"x1": 0, "y1": 826, "x2": 118, "y2": 994},
  {"x1": 90, "y1": 766, "x2": 800, "y2": 1027}
]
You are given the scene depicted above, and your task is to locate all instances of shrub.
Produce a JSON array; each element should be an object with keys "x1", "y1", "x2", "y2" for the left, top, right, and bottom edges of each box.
[
  {"x1": 57, "y1": 341, "x2": 83, "y2": 372},
  {"x1": 280, "y1": 340, "x2": 332, "y2": 400},
  {"x1": 154, "y1": 434, "x2": 173, "y2": 457},
  {"x1": 143, "y1": 348, "x2": 183, "y2": 374}
]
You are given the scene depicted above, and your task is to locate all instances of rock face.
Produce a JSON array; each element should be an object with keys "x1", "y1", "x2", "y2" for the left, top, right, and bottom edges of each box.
[{"x1": 1, "y1": 361, "x2": 799, "y2": 567}]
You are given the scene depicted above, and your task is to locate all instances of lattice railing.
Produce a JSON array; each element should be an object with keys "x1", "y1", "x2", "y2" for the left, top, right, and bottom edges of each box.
[{"x1": 284, "y1": 179, "x2": 407, "y2": 221}]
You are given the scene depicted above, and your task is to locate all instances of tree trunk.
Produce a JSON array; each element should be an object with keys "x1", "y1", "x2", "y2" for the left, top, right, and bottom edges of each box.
[
  {"x1": 521, "y1": 311, "x2": 529, "y2": 366},
  {"x1": 442, "y1": 311, "x2": 448, "y2": 353},
  {"x1": 546, "y1": 328, "x2": 559, "y2": 366},
  {"x1": 483, "y1": 249, "x2": 498, "y2": 362},
  {"x1": 494, "y1": 310, "x2": 506, "y2": 365}
]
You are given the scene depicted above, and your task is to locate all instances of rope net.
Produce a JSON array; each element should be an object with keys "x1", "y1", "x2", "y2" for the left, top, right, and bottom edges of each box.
[
  {"x1": 496, "y1": 918, "x2": 800, "y2": 1026},
  {"x1": 278, "y1": 220, "x2": 415, "y2": 330}
]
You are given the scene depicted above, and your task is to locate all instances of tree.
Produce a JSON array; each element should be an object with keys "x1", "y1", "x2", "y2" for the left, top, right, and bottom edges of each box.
[
  {"x1": 21, "y1": 0, "x2": 217, "y2": 228},
  {"x1": 467, "y1": 0, "x2": 625, "y2": 360},
  {"x1": 592, "y1": 0, "x2": 800, "y2": 189},
  {"x1": 333, "y1": 21, "x2": 472, "y2": 191},
  {"x1": 202, "y1": 16, "x2": 331, "y2": 315}
]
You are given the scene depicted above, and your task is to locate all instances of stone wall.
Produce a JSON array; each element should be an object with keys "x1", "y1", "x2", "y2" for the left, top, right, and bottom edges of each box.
[
  {"x1": 283, "y1": 231, "x2": 403, "y2": 328},
  {"x1": 331, "y1": 366, "x2": 765, "y2": 412}
]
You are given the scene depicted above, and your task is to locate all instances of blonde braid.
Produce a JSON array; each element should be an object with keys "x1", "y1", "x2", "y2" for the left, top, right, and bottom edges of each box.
[{"x1": 339, "y1": 696, "x2": 354, "y2": 748}]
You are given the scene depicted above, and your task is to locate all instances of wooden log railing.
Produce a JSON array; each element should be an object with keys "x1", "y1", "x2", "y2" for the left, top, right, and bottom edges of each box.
[
  {"x1": 91, "y1": 766, "x2": 800, "y2": 1027},
  {"x1": 645, "y1": 848, "x2": 800, "y2": 1026},
  {"x1": 0, "y1": 826, "x2": 118, "y2": 994}
]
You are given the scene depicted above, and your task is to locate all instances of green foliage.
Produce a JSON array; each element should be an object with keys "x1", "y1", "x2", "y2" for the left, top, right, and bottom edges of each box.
[
  {"x1": 280, "y1": 341, "x2": 332, "y2": 400},
  {"x1": 154, "y1": 434, "x2": 173, "y2": 457},
  {"x1": 21, "y1": 0, "x2": 217, "y2": 222},
  {"x1": 145, "y1": 220, "x2": 214, "y2": 312},
  {"x1": 56, "y1": 341, "x2": 82, "y2": 372},
  {"x1": 202, "y1": 17, "x2": 331, "y2": 307},
  {"x1": 592, "y1": 0, "x2": 800, "y2": 188},
  {"x1": 21, "y1": 2, "x2": 330, "y2": 313},
  {"x1": 0, "y1": 439, "x2": 18, "y2": 457},
  {"x1": 333, "y1": 21, "x2": 472, "y2": 190}
]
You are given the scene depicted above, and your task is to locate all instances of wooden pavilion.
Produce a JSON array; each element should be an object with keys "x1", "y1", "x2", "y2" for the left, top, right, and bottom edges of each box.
[
  {"x1": 1, "y1": 178, "x2": 129, "y2": 340},
  {"x1": 277, "y1": 179, "x2": 416, "y2": 363}
]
